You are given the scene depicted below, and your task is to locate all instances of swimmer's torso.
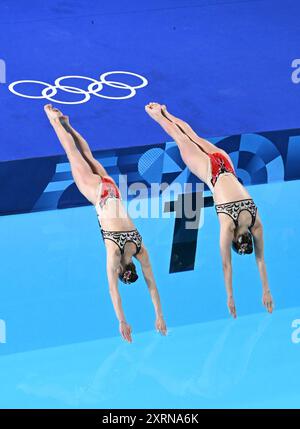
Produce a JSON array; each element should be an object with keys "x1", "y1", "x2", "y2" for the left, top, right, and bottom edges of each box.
[
  {"x1": 96, "y1": 199, "x2": 136, "y2": 231},
  {"x1": 94, "y1": 176, "x2": 135, "y2": 231},
  {"x1": 213, "y1": 173, "x2": 251, "y2": 205}
]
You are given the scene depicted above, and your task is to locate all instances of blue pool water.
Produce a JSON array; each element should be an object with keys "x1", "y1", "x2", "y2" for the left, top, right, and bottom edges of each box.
[{"x1": 0, "y1": 179, "x2": 299, "y2": 408}]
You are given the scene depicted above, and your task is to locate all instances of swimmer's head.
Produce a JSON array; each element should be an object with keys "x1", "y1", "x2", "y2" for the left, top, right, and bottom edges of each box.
[
  {"x1": 232, "y1": 231, "x2": 253, "y2": 255},
  {"x1": 119, "y1": 262, "x2": 138, "y2": 284}
]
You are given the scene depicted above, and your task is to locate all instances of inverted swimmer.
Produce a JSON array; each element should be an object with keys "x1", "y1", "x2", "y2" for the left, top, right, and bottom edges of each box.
[
  {"x1": 145, "y1": 102, "x2": 274, "y2": 318},
  {"x1": 44, "y1": 104, "x2": 167, "y2": 342}
]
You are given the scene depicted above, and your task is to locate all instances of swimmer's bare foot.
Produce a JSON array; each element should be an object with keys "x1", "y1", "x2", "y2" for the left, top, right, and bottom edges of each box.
[
  {"x1": 160, "y1": 104, "x2": 176, "y2": 123},
  {"x1": 59, "y1": 114, "x2": 70, "y2": 127},
  {"x1": 44, "y1": 104, "x2": 64, "y2": 125},
  {"x1": 145, "y1": 102, "x2": 164, "y2": 122},
  {"x1": 161, "y1": 104, "x2": 168, "y2": 115}
]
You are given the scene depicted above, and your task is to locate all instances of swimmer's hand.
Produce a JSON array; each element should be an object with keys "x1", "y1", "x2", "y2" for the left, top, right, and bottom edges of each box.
[
  {"x1": 227, "y1": 295, "x2": 237, "y2": 318},
  {"x1": 155, "y1": 315, "x2": 167, "y2": 336},
  {"x1": 262, "y1": 289, "x2": 274, "y2": 313},
  {"x1": 44, "y1": 104, "x2": 64, "y2": 124},
  {"x1": 119, "y1": 320, "x2": 132, "y2": 343},
  {"x1": 145, "y1": 102, "x2": 164, "y2": 121}
]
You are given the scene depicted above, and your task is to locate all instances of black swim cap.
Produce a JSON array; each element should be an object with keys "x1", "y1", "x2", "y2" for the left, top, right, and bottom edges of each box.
[
  {"x1": 119, "y1": 262, "x2": 138, "y2": 284},
  {"x1": 232, "y1": 231, "x2": 253, "y2": 255}
]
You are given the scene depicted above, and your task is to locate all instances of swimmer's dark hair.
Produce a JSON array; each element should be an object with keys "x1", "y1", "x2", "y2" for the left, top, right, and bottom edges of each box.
[
  {"x1": 232, "y1": 231, "x2": 253, "y2": 255},
  {"x1": 119, "y1": 262, "x2": 138, "y2": 284}
]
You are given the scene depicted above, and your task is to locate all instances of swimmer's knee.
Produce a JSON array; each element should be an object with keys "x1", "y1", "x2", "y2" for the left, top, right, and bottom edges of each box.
[
  {"x1": 176, "y1": 133, "x2": 191, "y2": 148},
  {"x1": 177, "y1": 140, "x2": 193, "y2": 162}
]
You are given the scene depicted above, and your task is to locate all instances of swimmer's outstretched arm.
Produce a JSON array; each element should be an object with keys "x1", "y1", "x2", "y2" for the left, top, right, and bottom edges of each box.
[
  {"x1": 135, "y1": 246, "x2": 167, "y2": 335},
  {"x1": 251, "y1": 219, "x2": 274, "y2": 313},
  {"x1": 219, "y1": 224, "x2": 237, "y2": 318},
  {"x1": 106, "y1": 251, "x2": 132, "y2": 343}
]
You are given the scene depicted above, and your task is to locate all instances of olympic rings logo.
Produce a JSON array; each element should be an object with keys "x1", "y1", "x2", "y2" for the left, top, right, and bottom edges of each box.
[{"x1": 8, "y1": 71, "x2": 148, "y2": 104}]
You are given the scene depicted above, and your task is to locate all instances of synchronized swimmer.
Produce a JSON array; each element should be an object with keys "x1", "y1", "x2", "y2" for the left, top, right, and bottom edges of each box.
[
  {"x1": 44, "y1": 104, "x2": 167, "y2": 343},
  {"x1": 145, "y1": 102, "x2": 274, "y2": 318},
  {"x1": 44, "y1": 101, "x2": 273, "y2": 342}
]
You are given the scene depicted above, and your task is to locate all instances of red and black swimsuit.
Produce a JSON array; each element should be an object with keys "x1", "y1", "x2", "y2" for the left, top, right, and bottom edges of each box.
[
  {"x1": 206, "y1": 151, "x2": 236, "y2": 189},
  {"x1": 98, "y1": 176, "x2": 121, "y2": 209},
  {"x1": 95, "y1": 176, "x2": 142, "y2": 255},
  {"x1": 160, "y1": 109, "x2": 257, "y2": 228}
]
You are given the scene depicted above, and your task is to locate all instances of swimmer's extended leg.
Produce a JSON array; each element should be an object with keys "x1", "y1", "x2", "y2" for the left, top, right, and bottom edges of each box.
[
  {"x1": 145, "y1": 103, "x2": 185, "y2": 142},
  {"x1": 59, "y1": 115, "x2": 108, "y2": 177},
  {"x1": 44, "y1": 104, "x2": 99, "y2": 203},
  {"x1": 147, "y1": 103, "x2": 217, "y2": 153},
  {"x1": 145, "y1": 102, "x2": 209, "y2": 181}
]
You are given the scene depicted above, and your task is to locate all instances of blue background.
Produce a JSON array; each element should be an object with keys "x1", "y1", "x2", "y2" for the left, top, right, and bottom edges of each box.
[{"x1": 0, "y1": 0, "x2": 300, "y2": 161}]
